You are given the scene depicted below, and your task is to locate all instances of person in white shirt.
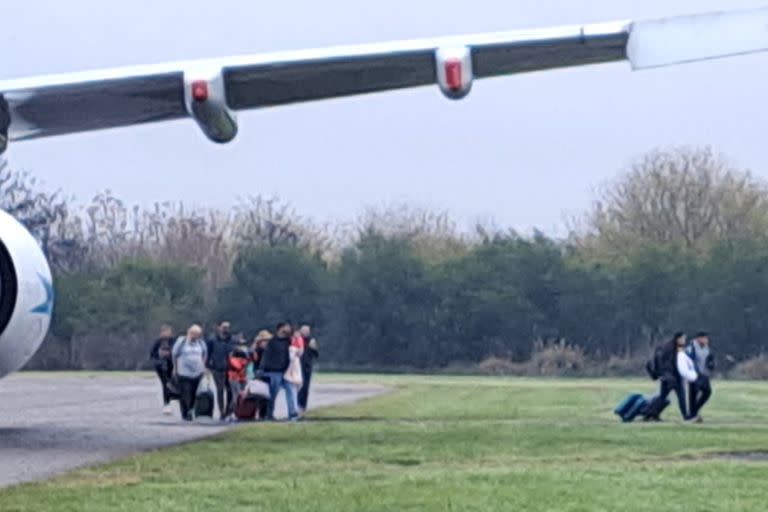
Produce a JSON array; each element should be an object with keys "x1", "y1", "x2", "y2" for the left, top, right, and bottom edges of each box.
[{"x1": 650, "y1": 332, "x2": 697, "y2": 422}]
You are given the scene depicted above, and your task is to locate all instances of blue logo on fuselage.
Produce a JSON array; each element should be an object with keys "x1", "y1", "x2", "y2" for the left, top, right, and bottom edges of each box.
[{"x1": 31, "y1": 273, "x2": 54, "y2": 315}]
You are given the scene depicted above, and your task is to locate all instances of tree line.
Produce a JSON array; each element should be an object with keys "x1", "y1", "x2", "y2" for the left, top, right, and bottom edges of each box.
[{"x1": 3, "y1": 147, "x2": 768, "y2": 377}]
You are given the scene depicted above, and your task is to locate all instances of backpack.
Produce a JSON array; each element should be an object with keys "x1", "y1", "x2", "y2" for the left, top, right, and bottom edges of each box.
[{"x1": 645, "y1": 347, "x2": 662, "y2": 380}]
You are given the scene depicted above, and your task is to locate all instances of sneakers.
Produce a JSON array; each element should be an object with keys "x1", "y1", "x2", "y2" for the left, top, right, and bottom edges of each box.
[
  {"x1": 162, "y1": 405, "x2": 173, "y2": 415},
  {"x1": 685, "y1": 416, "x2": 701, "y2": 424}
]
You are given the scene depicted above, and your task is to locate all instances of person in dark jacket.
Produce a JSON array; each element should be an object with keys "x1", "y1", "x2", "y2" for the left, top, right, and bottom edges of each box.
[
  {"x1": 688, "y1": 332, "x2": 715, "y2": 421},
  {"x1": 646, "y1": 332, "x2": 693, "y2": 421},
  {"x1": 149, "y1": 324, "x2": 176, "y2": 415},
  {"x1": 206, "y1": 321, "x2": 237, "y2": 420},
  {"x1": 297, "y1": 325, "x2": 319, "y2": 415},
  {"x1": 260, "y1": 322, "x2": 299, "y2": 421}
]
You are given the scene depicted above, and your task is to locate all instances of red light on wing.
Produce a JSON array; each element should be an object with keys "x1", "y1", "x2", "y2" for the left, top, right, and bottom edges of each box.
[
  {"x1": 191, "y1": 80, "x2": 209, "y2": 102},
  {"x1": 444, "y1": 59, "x2": 463, "y2": 91}
]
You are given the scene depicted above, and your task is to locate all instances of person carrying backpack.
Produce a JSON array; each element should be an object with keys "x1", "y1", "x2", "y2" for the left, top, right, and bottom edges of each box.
[
  {"x1": 644, "y1": 332, "x2": 696, "y2": 421},
  {"x1": 172, "y1": 324, "x2": 208, "y2": 422},
  {"x1": 687, "y1": 332, "x2": 715, "y2": 422}
]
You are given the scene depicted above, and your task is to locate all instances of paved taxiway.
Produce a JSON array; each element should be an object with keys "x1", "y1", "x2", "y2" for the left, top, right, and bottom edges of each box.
[{"x1": 0, "y1": 373, "x2": 384, "y2": 487}]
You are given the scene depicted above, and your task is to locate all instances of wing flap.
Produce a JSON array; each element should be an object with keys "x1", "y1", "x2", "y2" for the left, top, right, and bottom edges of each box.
[
  {"x1": 628, "y1": 6, "x2": 768, "y2": 70},
  {"x1": 6, "y1": 73, "x2": 186, "y2": 141}
]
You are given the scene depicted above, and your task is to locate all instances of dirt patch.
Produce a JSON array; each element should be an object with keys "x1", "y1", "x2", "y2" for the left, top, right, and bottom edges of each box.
[
  {"x1": 707, "y1": 451, "x2": 768, "y2": 462},
  {"x1": 677, "y1": 451, "x2": 768, "y2": 462}
]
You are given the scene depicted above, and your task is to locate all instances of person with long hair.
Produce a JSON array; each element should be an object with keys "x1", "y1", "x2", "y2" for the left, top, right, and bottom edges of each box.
[{"x1": 651, "y1": 332, "x2": 697, "y2": 421}]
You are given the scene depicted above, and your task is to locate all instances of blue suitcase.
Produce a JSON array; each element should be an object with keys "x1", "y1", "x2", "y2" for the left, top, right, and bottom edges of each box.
[{"x1": 614, "y1": 393, "x2": 648, "y2": 422}]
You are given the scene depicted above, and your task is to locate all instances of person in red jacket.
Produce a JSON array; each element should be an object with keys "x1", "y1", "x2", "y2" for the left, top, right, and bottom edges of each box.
[{"x1": 226, "y1": 345, "x2": 250, "y2": 421}]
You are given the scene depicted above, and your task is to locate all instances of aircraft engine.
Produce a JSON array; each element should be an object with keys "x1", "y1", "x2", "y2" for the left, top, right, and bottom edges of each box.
[
  {"x1": 0, "y1": 210, "x2": 53, "y2": 379},
  {"x1": 184, "y1": 69, "x2": 238, "y2": 144}
]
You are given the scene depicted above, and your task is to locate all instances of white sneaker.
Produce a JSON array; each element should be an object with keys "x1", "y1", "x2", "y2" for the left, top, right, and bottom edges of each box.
[{"x1": 162, "y1": 405, "x2": 173, "y2": 415}]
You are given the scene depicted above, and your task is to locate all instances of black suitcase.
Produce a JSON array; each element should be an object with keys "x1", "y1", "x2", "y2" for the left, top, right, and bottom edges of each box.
[
  {"x1": 195, "y1": 390, "x2": 215, "y2": 418},
  {"x1": 641, "y1": 394, "x2": 671, "y2": 420}
]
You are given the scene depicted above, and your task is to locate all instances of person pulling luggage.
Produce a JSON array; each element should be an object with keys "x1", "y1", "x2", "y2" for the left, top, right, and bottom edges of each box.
[{"x1": 645, "y1": 332, "x2": 697, "y2": 422}]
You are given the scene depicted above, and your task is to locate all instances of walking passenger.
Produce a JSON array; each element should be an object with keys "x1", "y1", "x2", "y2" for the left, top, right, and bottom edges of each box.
[
  {"x1": 149, "y1": 324, "x2": 175, "y2": 415},
  {"x1": 172, "y1": 324, "x2": 208, "y2": 422},
  {"x1": 259, "y1": 322, "x2": 299, "y2": 421},
  {"x1": 226, "y1": 344, "x2": 250, "y2": 421},
  {"x1": 688, "y1": 332, "x2": 715, "y2": 422},
  {"x1": 652, "y1": 333, "x2": 695, "y2": 421},
  {"x1": 207, "y1": 321, "x2": 236, "y2": 420},
  {"x1": 297, "y1": 325, "x2": 319, "y2": 415}
]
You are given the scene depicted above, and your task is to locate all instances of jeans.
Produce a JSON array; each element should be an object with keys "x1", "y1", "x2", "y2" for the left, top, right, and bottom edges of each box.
[
  {"x1": 263, "y1": 371, "x2": 297, "y2": 419},
  {"x1": 298, "y1": 365, "x2": 313, "y2": 411},
  {"x1": 178, "y1": 375, "x2": 202, "y2": 421},
  {"x1": 212, "y1": 370, "x2": 232, "y2": 419},
  {"x1": 689, "y1": 376, "x2": 712, "y2": 418},
  {"x1": 659, "y1": 377, "x2": 689, "y2": 420},
  {"x1": 155, "y1": 365, "x2": 172, "y2": 405}
]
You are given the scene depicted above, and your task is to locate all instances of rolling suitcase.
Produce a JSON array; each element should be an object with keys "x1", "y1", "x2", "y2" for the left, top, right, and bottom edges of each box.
[
  {"x1": 614, "y1": 393, "x2": 648, "y2": 422},
  {"x1": 641, "y1": 394, "x2": 671, "y2": 420},
  {"x1": 234, "y1": 393, "x2": 260, "y2": 420}
]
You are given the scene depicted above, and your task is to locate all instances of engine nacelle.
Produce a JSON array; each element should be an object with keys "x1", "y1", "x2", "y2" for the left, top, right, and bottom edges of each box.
[
  {"x1": 0, "y1": 210, "x2": 53, "y2": 379},
  {"x1": 184, "y1": 68, "x2": 238, "y2": 144},
  {"x1": 435, "y1": 46, "x2": 474, "y2": 100}
]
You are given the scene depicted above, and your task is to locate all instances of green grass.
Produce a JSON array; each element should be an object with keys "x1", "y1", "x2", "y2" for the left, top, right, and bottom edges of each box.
[{"x1": 3, "y1": 376, "x2": 768, "y2": 512}]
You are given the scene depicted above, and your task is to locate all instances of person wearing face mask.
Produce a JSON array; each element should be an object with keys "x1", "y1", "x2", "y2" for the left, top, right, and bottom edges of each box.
[{"x1": 206, "y1": 321, "x2": 237, "y2": 421}]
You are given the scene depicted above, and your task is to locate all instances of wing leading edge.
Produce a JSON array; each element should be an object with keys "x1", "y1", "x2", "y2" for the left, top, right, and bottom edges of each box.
[{"x1": 1, "y1": 5, "x2": 768, "y2": 150}]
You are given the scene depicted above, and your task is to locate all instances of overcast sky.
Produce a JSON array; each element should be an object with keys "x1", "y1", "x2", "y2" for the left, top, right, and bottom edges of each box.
[{"x1": 4, "y1": 0, "x2": 768, "y2": 235}]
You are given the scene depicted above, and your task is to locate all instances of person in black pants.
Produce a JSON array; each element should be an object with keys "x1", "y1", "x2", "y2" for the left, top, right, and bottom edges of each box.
[
  {"x1": 297, "y1": 325, "x2": 319, "y2": 415},
  {"x1": 645, "y1": 333, "x2": 692, "y2": 421},
  {"x1": 207, "y1": 321, "x2": 236, "y2": 420},
  {"x1": 688, "y1": 332, "x2": 715, "y2": 421},
  {"x1": 172, "y1": 325, "x2": 208, "y2": 421},
  {"x1": 149, "y1": 324, "x2": 176, "y2": 415}
]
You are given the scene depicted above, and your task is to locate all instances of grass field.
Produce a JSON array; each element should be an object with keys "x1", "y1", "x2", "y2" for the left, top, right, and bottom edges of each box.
[{"x1": 3, "y1": 376, "x2": 768, "y2": 512}]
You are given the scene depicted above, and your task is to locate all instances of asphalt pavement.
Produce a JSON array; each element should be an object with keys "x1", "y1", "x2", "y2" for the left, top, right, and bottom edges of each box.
[{"x1": 0, "y1": 373, "x2": 384, "y2": 487}]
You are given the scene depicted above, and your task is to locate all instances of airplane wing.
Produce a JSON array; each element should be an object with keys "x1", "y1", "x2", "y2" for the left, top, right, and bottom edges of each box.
[{"x1": 1, "y1": 5, "x2": 768, "y2": 151}]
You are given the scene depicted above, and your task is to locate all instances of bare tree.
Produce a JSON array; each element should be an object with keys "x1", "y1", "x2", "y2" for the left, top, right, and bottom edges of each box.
[
  {"x1": 576, "y1": 146, "x2": 768, "y2": 251},
  {"x1": 0, "y1": 162, "x2": 87, "y2": 272},
  {"x1": 356, "y1": 203, "x2": 469, "y2": 261}
]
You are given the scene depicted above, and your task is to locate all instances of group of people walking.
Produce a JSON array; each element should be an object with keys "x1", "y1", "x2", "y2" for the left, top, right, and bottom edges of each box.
[
  {"x1": 150, "y1": 320, "x2": 319, "y2": 422},
  {"x1": 645, "y1": 331, "x2": 714, "y2": 423}
]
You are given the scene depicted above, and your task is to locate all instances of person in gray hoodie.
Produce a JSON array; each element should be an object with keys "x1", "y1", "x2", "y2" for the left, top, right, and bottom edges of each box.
[{"x1": 688, "y1": 332, "x2": 715, "y2": 421}]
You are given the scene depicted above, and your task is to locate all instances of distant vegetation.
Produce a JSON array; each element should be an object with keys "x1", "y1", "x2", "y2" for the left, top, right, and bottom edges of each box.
[{"x1": 3, "y1": 147, "x2": 768, "y2": 376}]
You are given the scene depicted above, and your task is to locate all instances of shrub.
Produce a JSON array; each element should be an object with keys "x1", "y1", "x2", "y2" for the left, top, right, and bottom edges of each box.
[
  {"x1": 730, "y1": 355, "x2": 768, "y2": 380},
  {"x1": 528, "y1": 339, "x2": 585, "y2": 377},
  {"x1": 477, "y1": 357, "x2": 526, "y2": 376}
]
